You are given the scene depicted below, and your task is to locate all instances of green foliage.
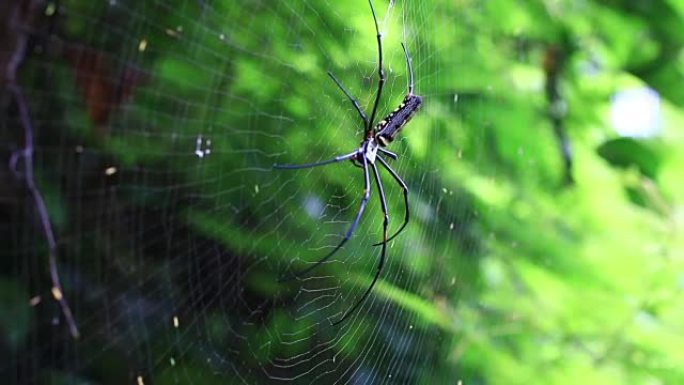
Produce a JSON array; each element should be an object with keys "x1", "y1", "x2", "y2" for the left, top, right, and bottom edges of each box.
[{"x1": 5, "y1": 0, "x2": 684, "y2": 384}]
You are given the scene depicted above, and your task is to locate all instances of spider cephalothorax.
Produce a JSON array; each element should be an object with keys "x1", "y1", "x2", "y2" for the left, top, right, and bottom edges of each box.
[{"x1": 274, "y1": 0, "x2": 422, "y2": 325}]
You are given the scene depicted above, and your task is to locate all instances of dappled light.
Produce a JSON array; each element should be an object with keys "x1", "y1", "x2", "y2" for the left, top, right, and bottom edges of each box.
[{"x1": 2, "y1": 0, "x2": 684, "y2": 384}]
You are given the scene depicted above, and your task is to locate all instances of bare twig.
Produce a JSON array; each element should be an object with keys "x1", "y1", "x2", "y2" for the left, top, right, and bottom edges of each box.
[{"x1": 5, "y1": 0, "x2": 80, "y2": 339}]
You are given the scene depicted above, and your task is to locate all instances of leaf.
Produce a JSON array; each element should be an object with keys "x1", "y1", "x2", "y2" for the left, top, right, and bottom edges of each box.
[{"x1": 597, "y1": 137, "x2": 662, "y2": 179}]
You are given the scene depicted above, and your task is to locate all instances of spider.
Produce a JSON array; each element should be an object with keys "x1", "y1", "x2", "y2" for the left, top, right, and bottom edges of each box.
[{"x1": 274, "y1": 0, "x2": 422, "y2": 325}]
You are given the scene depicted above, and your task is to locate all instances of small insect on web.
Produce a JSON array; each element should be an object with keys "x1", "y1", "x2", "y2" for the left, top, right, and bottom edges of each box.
[{"x1": 273, "y1": 0, "x2": 422, "y2": 325}]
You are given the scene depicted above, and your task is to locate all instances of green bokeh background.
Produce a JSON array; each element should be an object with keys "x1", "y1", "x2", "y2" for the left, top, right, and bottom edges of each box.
[{"x1": 2, "y1": 0, "x2": 684, "y2": 384}]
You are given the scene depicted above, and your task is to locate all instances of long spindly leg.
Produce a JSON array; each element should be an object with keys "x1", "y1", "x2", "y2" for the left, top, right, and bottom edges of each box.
[
  {"x1": 373, "y1": 155, "x2": 409, "y2": 245},
  {"x1": 367, "y1": 0, "x2": 386, "y2": 135},
  {"x1": 273, "y1": 151, "x2": 357, "y2": 170},
  {"x1": 279, "y1": 150, "x2": 371, "y2": 282},
  {"x1": 401, "y1": 42, "x2": 415, "y2": 96},
  {"x1": 332, "y1": 161, "x2": 388, "y2": 325},
  {"x1": 327, "y1": 72, "x2": 369, "y2": 130},
  {"x1": 378, "y1": 147, "x2": 397, "y2": 160}
]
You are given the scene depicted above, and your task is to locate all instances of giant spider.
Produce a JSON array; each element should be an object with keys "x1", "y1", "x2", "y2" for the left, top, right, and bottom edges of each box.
[{"x1": 274, "y1": 0, "x2": 422, "y2": 325}]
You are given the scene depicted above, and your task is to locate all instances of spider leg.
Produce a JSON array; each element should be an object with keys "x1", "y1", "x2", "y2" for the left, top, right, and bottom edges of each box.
[
  {"x1": 401, "y1": 42, "x2": 415, "y2": 96},
  {"x1": 279, "y1": 149, "x2": 371, "y2": 282},
  {"x1": 331, "y1": 161, "x2": 388, "y2": 325},
  {"x1": 327, "y1": 72, "x2": 369, "y2": 130},
  {"x1": 351, "y1": 157, "x2": 364, "y2": 168},
  {"x1": 372, "y1": 155, "x2": 409, "y2": 246},
  {"x1": 273, "y1": 151, "x2": 357, "y2": 169},
  {"x1": 378, "y1": 148, "x2": 397, "y2": 160},
  {"x1": 367, "y1": 0, "x2": 386, "y2": 135}
]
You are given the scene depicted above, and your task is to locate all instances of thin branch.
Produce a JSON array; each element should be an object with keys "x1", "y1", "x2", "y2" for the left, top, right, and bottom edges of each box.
[{"x1": 6, "y1": 1, "x2": 80, "y2": 339}]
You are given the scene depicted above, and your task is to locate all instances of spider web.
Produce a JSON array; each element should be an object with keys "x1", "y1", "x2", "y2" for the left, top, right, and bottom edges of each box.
[
  {"x1": 7, "y1": 0, "x2": 684, "y2": 384},
  {"x1": 6, "y1": 0, "x2": 502, "y2": 384}
]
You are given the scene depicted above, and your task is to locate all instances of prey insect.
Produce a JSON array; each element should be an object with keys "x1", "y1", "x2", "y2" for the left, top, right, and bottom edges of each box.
[{"x1": 274, "y1": 0, "x2": 422, "y2": 325}]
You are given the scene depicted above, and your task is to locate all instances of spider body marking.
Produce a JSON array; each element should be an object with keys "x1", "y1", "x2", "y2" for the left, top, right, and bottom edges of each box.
[
  {"x1": 274, "y1": 0, "x2": 421, "y2": 325},
  {"x1": 375, "y1": 94, "x2": 423, "y2": 147},
  {"x1": 351, "y1": 94, "x2": 422, "y2": 166},
  {"x1": 360, "y1": 138, "x2": 380, "y2": 164}
]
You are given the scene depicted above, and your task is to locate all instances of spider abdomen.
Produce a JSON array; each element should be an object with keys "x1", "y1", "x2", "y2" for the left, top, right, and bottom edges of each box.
[{"x1": 375, "y1": 94, "x2": 423, "y2": 147}]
